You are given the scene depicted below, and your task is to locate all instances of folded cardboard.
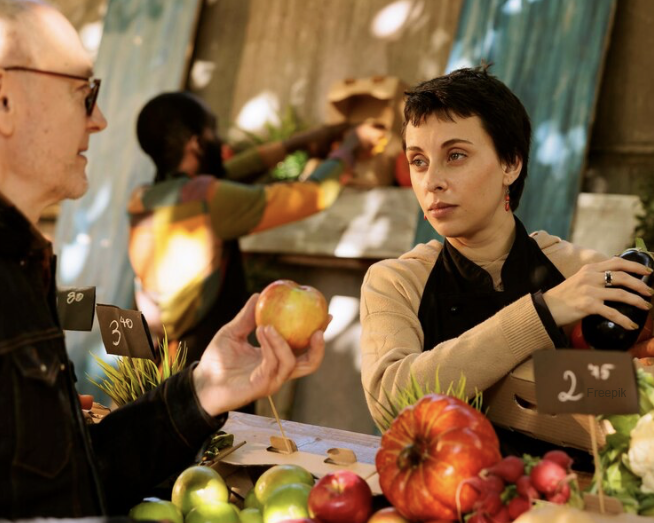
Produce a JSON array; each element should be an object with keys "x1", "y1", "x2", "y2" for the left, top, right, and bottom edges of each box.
[
  {"x1": 326, "y1": 75, "x2": 408, "y2": 188},
  {"x1": 486, "y1": 358, "x2": 607, "y2": 451}
]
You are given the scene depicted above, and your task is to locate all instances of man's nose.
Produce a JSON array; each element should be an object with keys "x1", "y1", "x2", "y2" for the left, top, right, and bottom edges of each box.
[{"x1": 88, "y1": 104, "x2": 107, "y2": 132}]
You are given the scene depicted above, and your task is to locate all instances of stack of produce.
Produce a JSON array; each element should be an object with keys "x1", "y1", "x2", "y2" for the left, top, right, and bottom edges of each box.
[{"x1": 589, "y1": 368, "x2": 654, "y2": 517}]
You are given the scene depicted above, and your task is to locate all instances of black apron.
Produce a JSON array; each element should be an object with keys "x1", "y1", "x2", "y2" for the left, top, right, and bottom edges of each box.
[
  {"x1": 416, "y1": 218, "x2": 592, "y2": 466},
  {"x1": 418, "y1": 217, "x2": 565, "y2": 347}
]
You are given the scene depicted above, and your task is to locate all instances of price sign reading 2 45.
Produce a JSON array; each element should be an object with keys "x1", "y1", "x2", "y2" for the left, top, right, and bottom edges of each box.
[
  {"x1": 96, "y1": 304, "x2": 155, "y2": 360},
  {"x1": 533, "y1": 350, "x2": 638, "y2": 415},
  {"x1": 109, "y1": 317, "x2": 134, "y2": 346},
  {"x1": 558, "y1": 364, "x2": 616, "y2": 403}
]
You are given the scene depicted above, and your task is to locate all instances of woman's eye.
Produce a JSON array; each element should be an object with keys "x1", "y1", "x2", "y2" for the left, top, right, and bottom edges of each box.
[
  {"x1": 409, "y1": 157, "x2": 427, "y2": 168},
  {"x1": 449, "y1": 152, "x2": 466, "y2": 161}
]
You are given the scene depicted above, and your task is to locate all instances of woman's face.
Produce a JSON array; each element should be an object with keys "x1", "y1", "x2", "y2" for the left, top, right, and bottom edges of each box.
[{"x1": 405, "y1": 114, "x2": 521, "y2": 245}]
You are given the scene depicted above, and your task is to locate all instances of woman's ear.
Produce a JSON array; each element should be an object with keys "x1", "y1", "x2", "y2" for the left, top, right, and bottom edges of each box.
[{"x1": 502, "y1": 156, "x2": 522, "y2": 185}]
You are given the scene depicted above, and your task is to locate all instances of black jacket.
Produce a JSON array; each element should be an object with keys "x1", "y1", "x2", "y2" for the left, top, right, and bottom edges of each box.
[{"x1": 0, "y1": 194, "x2": 225, "y2": 518}]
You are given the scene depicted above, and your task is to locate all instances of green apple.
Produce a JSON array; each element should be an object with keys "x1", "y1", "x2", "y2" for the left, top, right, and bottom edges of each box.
[
  {"x1": 185, "y1": 502, "x2": 240, "y2": 523},
  {"x1": 244, "y1": 488, "x2": 262, "y2": 511},
  {"x1": 128, "y1": 499, "x2": 183, "y2": 523},
  {"x1": 239, "y1": 507, "x2": 263, "y2": 523},
  {"x1": 262, "y1": 483, "x2": 312, "y2": 523},
  {"x1": 254, "y1": 464, "x2": 314, "y2": 505},
  {"x1": 171, "y1": 465, "x2": 229, "y2": 516}
]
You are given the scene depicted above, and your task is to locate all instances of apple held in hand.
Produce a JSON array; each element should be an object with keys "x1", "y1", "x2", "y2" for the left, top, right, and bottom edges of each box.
[
  {"x1": 255, "y1": 280, "x2": 329, "y2": 353},
  {"x1": 307, "y1": 470, "x2": 373, "y2": 523}
]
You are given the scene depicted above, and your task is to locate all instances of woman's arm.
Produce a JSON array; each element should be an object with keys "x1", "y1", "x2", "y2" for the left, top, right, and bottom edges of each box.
[
  {"x1": 360, "y1": 257, "x2": 554, "y2": 424},
  {"x1": 360, "y1": 237, "x2": 612, "y2": 422}
]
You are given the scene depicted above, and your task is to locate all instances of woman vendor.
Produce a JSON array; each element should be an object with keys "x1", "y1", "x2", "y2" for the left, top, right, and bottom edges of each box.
[{"x1": 360, "y1": 66, "x2": 654, "y2": 456}]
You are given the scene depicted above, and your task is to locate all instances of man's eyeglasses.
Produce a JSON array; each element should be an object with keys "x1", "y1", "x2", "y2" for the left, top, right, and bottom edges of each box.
[{"x1": 3, "y1": 66, "x2": 101, "y2": 116}]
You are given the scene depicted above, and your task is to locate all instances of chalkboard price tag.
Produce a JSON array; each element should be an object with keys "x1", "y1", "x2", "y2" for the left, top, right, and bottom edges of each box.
[
  {"x1": 96, "y1": 304, "x2": 155, "y2": 360},
  {"x1": 57, "y1": 287, "x2": 96, "y2": 331},
  {"x1": 533, "y1": 349, "x2": 638, "y2": 415}
]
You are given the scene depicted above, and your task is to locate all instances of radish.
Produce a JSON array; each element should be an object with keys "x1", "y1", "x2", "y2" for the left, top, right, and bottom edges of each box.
[
  {"x1": 546, "y1": 482, "x2": 571, "y2": 504},
  {"x1": 516, "y1": 475, "x2": 541, "y2": 500},
  {"x1": 483, "y1": 474, "x2": 505, "y2": 494},
  {"x1": 468, "y1": 513, "x2": 492, "y2": 523},
  {"x1": 507, "y1": 497, "x2": 531, "y2": 520},
  {"x1": 543, "y1": 450, "x2": 573, "y2": 471},
  {"x1": 489, "y1": 506, "x2": 511, "y2": 523},
  {"x1": 529, "y1": 459, "x2": 567, "y2": 495},
  {"x1": 474, "y1": 491, "x2": 503, "y2": 517},
  {"x1": 484, "y1": 456, "x2": 525, "y2": 483}
]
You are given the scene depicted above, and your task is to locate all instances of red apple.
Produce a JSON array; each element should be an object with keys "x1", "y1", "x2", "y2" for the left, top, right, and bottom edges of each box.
[
  {"x1": 255, "y1": 280, "x2": 329, "y2": 353},
  {"x1": 367, "y1": 507, "x2": 411, "y2": 523},
  {"x1": 307, "y1": 470, "x2": 373, "y2": 523}
]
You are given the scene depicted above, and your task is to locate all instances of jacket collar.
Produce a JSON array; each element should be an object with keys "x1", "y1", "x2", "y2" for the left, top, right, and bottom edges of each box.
[{"x1": 0, "y1": 192, "x2": 51, "y2": 257}]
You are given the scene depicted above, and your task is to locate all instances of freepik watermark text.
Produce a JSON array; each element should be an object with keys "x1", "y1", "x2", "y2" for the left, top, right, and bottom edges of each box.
[{"x1": 587, "y1": 388, "x2": 626, "y2": 398}]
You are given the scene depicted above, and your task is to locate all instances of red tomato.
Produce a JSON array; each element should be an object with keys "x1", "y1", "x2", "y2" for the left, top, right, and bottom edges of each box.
[
  {"x1": 78, "y1": 394, "x2": 94, "y2": 410},
  {"x1": 570, "y1": 322, "x2": 590, "y2": 349}
]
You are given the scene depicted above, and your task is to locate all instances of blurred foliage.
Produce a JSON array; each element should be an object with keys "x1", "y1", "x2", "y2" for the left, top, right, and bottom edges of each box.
[
  {"x1": 369, "y1": 368, "x2": 483, "y2": 432},
  {"x1": 87, "y1": 330, "x2": 187, "y2": 406},
  {"x1": 234, "y1": 106, "x2": 310, "y2": 182}
]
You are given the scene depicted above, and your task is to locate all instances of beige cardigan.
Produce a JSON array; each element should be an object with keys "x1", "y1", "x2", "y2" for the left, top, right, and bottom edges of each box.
[{"x1": 360, "y1": 230, "x2": 607, "y2": 421}]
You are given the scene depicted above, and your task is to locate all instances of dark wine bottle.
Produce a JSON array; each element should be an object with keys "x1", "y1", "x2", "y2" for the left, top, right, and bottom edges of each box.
[{"x1": 582, "y1": 240, "x2": 654, "y2": 351}]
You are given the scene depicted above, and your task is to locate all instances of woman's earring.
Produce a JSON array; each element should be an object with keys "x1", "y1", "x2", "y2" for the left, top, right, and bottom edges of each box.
[
  {"x1": 423, "y1": 214, "x2": 427, "y2": 220},
  {"x1": 504, "y1": 189, "x2": 511, "y2": 212}
]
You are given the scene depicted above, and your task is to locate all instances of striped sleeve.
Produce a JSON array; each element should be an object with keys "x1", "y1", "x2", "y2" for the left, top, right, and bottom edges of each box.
[{"x1": 208, "y1": 159, "x2": 345, "y2": 239}]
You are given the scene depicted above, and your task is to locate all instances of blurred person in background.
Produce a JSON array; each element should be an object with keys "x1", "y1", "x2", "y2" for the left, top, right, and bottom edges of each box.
[
  {"x1": 130, "y1": 91, "x2": 385, "y2": 367},
  {"x1": 0, "y1": 0, "x2": 326, "y2": 518}
]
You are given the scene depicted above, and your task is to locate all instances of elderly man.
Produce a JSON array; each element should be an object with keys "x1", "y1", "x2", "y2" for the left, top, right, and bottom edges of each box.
[{"x1": 0, "y1": 0, "x2": 325, "y2": 518}]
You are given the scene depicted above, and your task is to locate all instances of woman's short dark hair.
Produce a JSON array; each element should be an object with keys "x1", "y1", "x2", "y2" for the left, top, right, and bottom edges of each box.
[
  {"x1": 403, "y1": 66, "x2": 531, "y2": 211},
  {"x1": 136, "y1": 91, "x2": 217, "y2": 181}
]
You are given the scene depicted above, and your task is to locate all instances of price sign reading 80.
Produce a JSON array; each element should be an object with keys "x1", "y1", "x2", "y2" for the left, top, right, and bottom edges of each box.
[
  {"x1": 96, "y1": 304, "x2": 155, "y2": 360},
  {"x1": 66, "y1": 291, "x2": 84, "y2": 304},
  {"x1": 533, "y1": 350, "x2": 638, "y2": 415},
  {"x1": 57, "y1": 286, "x2": 95, "y2": 331}
]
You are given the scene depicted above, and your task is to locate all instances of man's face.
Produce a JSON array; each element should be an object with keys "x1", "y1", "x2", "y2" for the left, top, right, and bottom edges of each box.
[{"x1": 4, "y1": 4, "x2": 107, "y2": 207}]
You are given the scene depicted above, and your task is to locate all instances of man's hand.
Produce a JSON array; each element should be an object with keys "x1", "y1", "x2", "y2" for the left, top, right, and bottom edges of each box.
[{"x1": 192, "y1": 294, "x2": 326, "y2": 417}]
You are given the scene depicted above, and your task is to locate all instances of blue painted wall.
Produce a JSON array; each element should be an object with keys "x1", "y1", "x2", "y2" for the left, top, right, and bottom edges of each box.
[{"x1": 415, "y1": 0, "x2": 616, "y2": 245}]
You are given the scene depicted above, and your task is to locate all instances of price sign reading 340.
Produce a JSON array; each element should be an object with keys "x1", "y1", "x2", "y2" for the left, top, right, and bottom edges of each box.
[
  {"x1": 96, "y1": 304, "x2": 155, "y2": 360},
  {"x1": 109, "y1": 316, "x2": 134, "y2": 346},
  {"x1": 534, "y1": 350, "x2": 638, "y2": 415}
]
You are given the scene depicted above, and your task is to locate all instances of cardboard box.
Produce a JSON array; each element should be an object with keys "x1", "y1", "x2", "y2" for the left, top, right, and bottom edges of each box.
[
  {"x1": 326, "y1": 76, "x2": 408, "y2": 188},
  {"x1": 485, "y1": 358, "x2": 607, "y2": 451},
  {"x1": 327, "y1": 76, "x2": 407, "y2": 135}
]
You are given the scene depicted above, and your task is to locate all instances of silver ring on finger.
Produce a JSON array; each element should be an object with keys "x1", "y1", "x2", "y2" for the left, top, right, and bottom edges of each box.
[{"x1": 604, "y1": 270, "x2": 613, "y2": 288}]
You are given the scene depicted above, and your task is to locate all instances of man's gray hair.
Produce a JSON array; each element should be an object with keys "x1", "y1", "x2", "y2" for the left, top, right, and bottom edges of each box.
[
  {"x1": 0, "y1": 0, "x2": 46, "y2": 19},
  {"x1": 0, "y1": 0, "x2": 49, "y2": 65}
]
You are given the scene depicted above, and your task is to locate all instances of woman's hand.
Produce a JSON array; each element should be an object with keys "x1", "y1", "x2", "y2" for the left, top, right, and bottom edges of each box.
[
  {"x1": 192, "y1": 294, "x2": 326, "y2": 417},
  {"x1": 542, "y1": 258, "x2": 653, "y2": 329}
]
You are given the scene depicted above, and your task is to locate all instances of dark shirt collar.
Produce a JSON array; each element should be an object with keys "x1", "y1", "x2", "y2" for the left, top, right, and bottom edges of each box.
[{"x1": 0, "y1": 192, "x2": 51, "y2": 257}]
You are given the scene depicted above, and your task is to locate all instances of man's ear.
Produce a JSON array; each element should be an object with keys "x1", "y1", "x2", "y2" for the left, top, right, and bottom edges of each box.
[
  {"x1": 0, "y1": 72, "x2": 15, "y2": 136},
  {"x1": 502, "y1": 156, "x2": 522, "y2": 185}
]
